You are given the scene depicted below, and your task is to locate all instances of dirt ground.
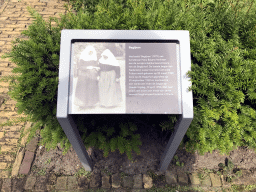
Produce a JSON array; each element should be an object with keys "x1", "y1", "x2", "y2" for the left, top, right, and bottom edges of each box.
[
  {"x1": 0, "y1": 0, "x2": 5, "y2": 8},
  {"x1": 30, "y1": 115, "x2": 256, "y2": 187}
]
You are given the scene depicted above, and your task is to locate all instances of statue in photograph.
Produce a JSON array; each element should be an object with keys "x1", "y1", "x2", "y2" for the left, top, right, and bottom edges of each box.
[
  {"x1": 98, "y1": 49, "x2": 122, "y2": 107},
  {"x1": 74, "y1": 45, "x2": 100, "y2": 108}
]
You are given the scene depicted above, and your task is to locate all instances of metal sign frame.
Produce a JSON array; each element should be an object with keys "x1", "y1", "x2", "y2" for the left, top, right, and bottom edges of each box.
[{"x1": 56, "y1": 30, "x2": 193, "y2": 172}]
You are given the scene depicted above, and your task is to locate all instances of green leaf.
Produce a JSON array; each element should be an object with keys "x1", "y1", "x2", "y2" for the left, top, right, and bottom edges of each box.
[
  {"x1": 106, "y1": 127, "x2": 115, "y2": 137},
  {"x1": 128, "y1": 122, "x2": 137, "y2": 132},
  {"x1": 103, "y1": 143, "x2": 110, "y2": 158},
  {"x1": 120, "y1": 123, "x2": 129, "y2": 137},
  {"x1": 126, "y1": 150, "x2": 133, "y2": 161},
  {"x1": 109, "y1": 137, "x2": 118, "y2": 152},
  {"x1": 227, "y1": 159, "x2": 234, "y2": 170},
  {"x1": 117, "y1": 136, "x2": 125, "y2": 154}
]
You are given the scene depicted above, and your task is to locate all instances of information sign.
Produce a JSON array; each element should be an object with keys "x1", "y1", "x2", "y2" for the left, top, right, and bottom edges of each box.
[{"x1": 56, "y1": 30, "x2": 193, "y2": 172}]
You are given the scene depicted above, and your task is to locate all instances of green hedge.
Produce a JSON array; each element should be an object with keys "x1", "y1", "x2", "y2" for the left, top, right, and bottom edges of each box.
[{"x1": 1, "y1": 0, "x2": 256, "y2": 159}]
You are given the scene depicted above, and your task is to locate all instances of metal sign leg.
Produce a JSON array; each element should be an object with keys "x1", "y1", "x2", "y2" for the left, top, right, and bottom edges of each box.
[
  {"x1": 159, "y1": 115, "x2": 193, "y2": 172},
  {"x1": 57, "y1": 115, "x2": 94, "y2": 171}
]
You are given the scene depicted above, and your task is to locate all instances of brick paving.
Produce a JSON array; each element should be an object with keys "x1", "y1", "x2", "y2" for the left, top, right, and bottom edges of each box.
[
  {"x1": 0, "y1": 0, "x2": 71, "y2": 186},
  {"x1": 0, "y1": 0, "x2": 255, "y2": 191}
]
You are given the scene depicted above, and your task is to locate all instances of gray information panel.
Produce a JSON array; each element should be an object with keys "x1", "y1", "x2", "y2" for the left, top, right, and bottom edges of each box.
[
  {"x1": 69, "y1": 42, "x2": 181, "y2": 114},
  {"x1": 56, "y1": 30, "x2": 193, "y2": 172}
]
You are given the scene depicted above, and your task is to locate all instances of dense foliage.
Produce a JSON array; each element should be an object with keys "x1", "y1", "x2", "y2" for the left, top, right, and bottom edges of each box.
[{"x1": 1, "y1": 0, "x2": 255, "y2": 159}]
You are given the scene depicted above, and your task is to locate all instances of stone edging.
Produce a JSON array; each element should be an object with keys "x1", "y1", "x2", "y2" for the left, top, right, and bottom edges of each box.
[
  {"x1": 0, "y1": 134, "x2": 245, "y2": 192},
  {"x1": 0, "y1": 173, "x2": 234, "y2": 192}
]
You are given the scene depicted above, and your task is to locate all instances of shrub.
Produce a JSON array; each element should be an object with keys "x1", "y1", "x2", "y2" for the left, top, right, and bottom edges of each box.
[
  {"x1": 1, "y1": 0, "x2": 256, "y2": 160},
  {"x1": 184, "y1": 0, "x2": 256, "y2": 155}
]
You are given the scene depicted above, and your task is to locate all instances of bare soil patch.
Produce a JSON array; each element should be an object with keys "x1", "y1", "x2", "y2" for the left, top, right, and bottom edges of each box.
[{"x1": 30, "y1": 115, "x2": 256, "y2": 188}]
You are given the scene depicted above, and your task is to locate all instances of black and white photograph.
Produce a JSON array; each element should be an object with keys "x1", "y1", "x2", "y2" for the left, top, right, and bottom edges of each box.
[{"x1": 70, "y1": 42, "x2": 126, "y2": 114}]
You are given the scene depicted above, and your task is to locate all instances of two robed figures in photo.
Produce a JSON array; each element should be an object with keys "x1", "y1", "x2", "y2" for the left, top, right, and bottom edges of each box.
[{"x1": 74, "y1": 45, "x2": 123, "y2": 109}]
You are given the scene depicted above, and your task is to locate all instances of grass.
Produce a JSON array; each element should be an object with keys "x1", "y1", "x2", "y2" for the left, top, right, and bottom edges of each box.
[
  {"x1": 37, "y1": 168, "x2": 47, "y2": 176},
  {"x1": 197, "y1": 168, "x2": 213, "y2": 181},
  {"x1": 74, "y1": 167, "x2": 92, "y2": 178},
  {"x1": 173, "y1": 155, "x2": 185, "y2": 167},
  {"x1": 45, "y1": 157, "x2": 52, "y2": 165}
]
